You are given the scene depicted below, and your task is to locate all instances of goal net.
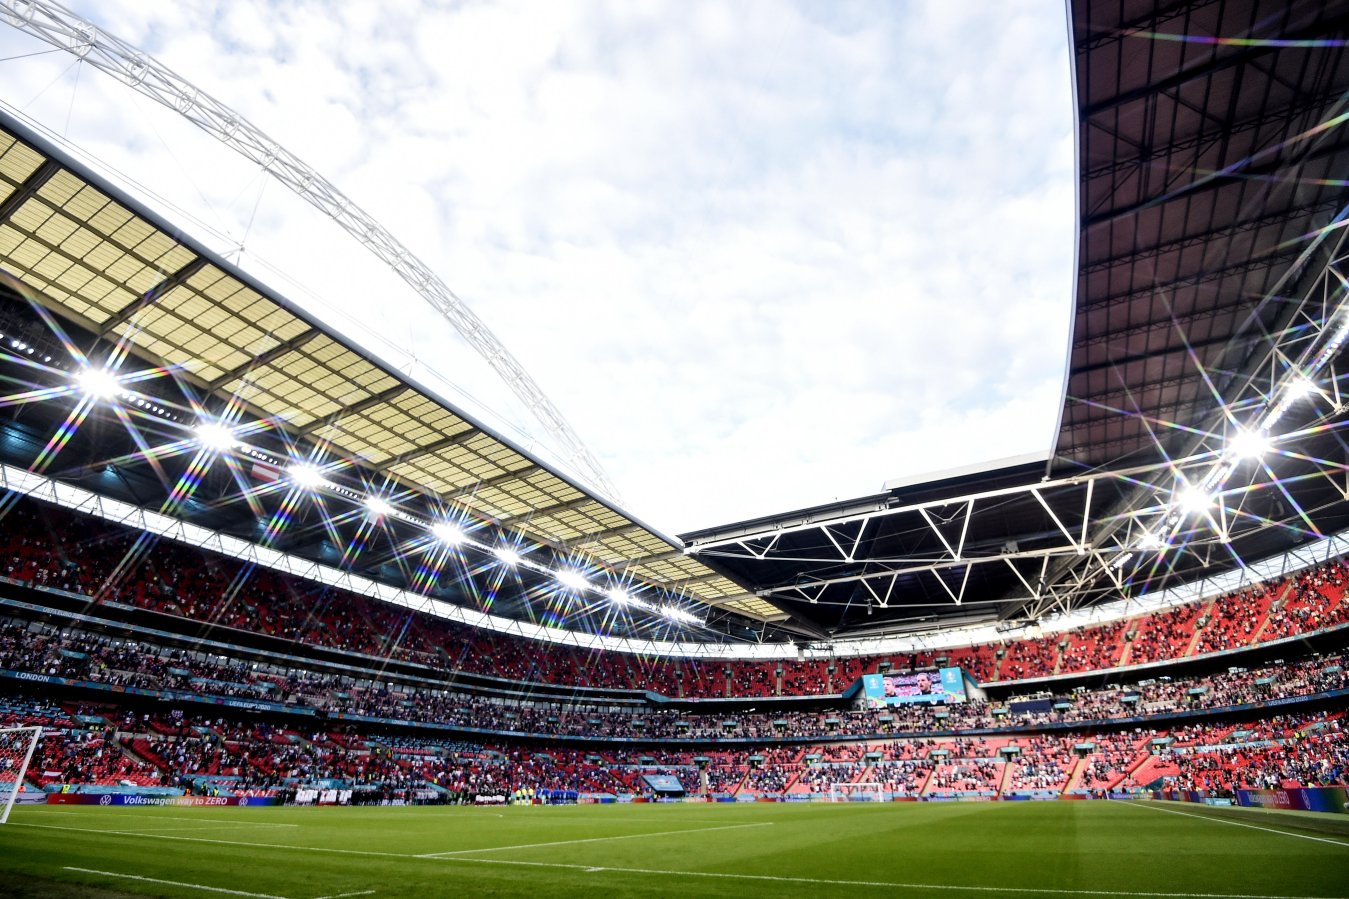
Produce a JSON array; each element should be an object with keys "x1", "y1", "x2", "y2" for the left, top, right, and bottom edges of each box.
[
  {"x1": 0, "y1": 726, "x2": 43, "y2": 824},
  {"x1": 827, "y1": 782, "x2": 885, "y2": 802}
]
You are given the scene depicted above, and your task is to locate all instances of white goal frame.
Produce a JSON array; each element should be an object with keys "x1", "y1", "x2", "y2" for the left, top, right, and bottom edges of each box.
[
  {"x1": 0, "y1": 725, "x2": 43, "y2": 824},
  {"x1": 828, "y1": 782, "x2": 885, "y2": 802}
]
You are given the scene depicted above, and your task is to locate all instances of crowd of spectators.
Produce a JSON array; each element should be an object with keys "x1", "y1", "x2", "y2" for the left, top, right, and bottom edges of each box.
[
  {"x1": 2, "y1": 614, "x2": 1346, "y2": 745},
  {"x1": 1, "y1": 496, "x2": 1348, "y2": 699},
  {"x1": 1003, "y1": 736, "x2": 1076, "y2": 792},
  {"x1": 4, "y1": 693, "x2": 1346, "y2": 801},
  {"x1": 1164, "y1": 714, "x2": 1348, "y2": 793}
]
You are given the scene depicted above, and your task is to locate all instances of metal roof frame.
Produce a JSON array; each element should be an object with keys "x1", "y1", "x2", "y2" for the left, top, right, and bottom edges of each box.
[{"x1": 0, "y1": 111, "x2": 788, "y2": 628}]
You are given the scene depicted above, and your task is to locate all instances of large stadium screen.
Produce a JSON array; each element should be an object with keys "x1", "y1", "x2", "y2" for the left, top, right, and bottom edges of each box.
[
  {"x1": 641, "y1": 774, "x2": 685, "y2": 793},
  {"x1": 861, "y1": 667, "x2": 966, "y2": 708}
]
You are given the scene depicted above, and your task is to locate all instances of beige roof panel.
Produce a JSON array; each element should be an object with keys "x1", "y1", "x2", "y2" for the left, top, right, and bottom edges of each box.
[
  {"x1": 0, "y1": 125, "x2": 784, "y2": 622},
  {"x1": 0, "y1": 134, "x2": 44, "y2": 185}
]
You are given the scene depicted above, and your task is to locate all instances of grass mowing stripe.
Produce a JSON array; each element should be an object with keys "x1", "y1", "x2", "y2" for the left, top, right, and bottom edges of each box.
[
  {"x1": 430, "y1": 854, "x2": 1343, "y2": 899},
  {"x1": 63, "y1": 866, "x2": 290, "y2": 898},
  {"x1": 1118, "y1": 800, "x2": 1349, "y2": 848},
  {"x1": 415, "y1": 820, "x2": 773, "y2": 857},
  {"x1": 15, "y1": 819, "x2": 1337, "y2": 899}
]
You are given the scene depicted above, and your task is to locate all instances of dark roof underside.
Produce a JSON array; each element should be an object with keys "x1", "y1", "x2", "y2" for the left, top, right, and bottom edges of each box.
[
  {"x1": 686, "y1": 0, "x2": 1349, "y2": 640},
  {"x1": 1060, "y1": 0, "x2": 1349, "y2": 469}
]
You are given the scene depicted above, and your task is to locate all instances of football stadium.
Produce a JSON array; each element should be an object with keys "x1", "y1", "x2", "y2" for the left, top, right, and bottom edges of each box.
[{"x1": 0, "y1": 0, "x2": 1347, "y2": 897}]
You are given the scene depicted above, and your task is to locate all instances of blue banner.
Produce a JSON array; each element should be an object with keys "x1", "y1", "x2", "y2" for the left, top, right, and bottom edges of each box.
[
  {"x1": 48, "y1": 794, "x2": 279, "y2": 807},
  {"x1": 1235, "y1": 787, "x2": 1349, "y2": 814},
  {"x1": 940, "y1": 667, "x2": 967, "y2": 703}
]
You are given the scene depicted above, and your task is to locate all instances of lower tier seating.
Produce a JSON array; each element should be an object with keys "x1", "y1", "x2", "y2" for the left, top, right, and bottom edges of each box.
[{"x1": 2, "y1": 693, "x2": 1344, "y2": 802}]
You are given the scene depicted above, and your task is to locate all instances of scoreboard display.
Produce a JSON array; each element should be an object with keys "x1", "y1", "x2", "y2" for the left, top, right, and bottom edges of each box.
[
  {"x1": 641, "y1": 774, "x2": 685, "y2": 794},
  {"x1": 861, "y1": 667, "x2": 966, "y2": 708}
]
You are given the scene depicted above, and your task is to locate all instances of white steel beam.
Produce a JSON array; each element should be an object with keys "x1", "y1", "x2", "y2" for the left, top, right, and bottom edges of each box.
[{"x1": 685, "y1": 454, "x2": 1215, "y2": 554}]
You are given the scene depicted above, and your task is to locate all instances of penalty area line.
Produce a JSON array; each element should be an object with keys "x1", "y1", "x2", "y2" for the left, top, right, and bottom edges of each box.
[
  {"x1": 1116, "y1": 800, "x2": 1349, "y2": 848},
  {"x1": 63, "y1": 866, "x2": 289, "y2": 899},
  {"x1": 415, "y1": 820, "x2": 773, "y2": 857}
]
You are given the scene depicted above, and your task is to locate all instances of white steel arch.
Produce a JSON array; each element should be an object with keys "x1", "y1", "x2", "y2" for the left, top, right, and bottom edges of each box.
[{"x1": 0, "y1": 0, "x2": 621, "y2": 501}]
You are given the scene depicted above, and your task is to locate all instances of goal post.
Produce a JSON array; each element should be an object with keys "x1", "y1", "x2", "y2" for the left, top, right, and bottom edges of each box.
[
  {"x1": 0, "y1": 725, "x2": 43, "y2": 824},
  {"x1": 828, "y1": 782, "x2": 886, "y2": 803}
]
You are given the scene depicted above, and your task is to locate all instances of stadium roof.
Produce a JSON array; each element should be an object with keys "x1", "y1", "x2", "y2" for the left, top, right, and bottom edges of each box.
[
  {"x1": 1059, "y1": 0, "x2": 1349, "y2": 469},
  {"x1": 0, "y1": 0, "x2": 1346, "y2": 648},
  {"x1": 0, "y1": 111, "x2": 788, "y2": 638},
  {"x1": 684, "y1": 0, "x2": 1349, "y2": 640}
]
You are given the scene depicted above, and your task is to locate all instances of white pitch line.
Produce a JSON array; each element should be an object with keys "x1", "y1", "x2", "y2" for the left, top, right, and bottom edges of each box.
[
  {"x1": 58, "y1": 823, "x2": 273, "y2": 835},
  {"x1": 415, "y1": 821, "x2": 773, "y2": 857},
  {"x1": 55, "y1": 821, "x2": 297, "y2": 835},
  {"x1": 33, "y1": 810, "x2": 298, "y2": 827},
  {"x1": 63, "y1": 866, "x2": 290, "y2": 898},
  {"x1": 1118, "y1": 800, "x2": 1349, "y2": 848},
  {"x1": 13, "y1": 820, "x2": 1340, "y2": 899},
  {"x1": 14, "y1": 822, "x2": 393, "y2": 857},
  {"x1": 311, "y1": 891, "x2": 375, "y2": 899}
]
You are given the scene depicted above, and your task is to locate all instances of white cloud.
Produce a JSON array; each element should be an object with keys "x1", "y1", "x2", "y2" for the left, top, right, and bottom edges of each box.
[{"x1": 0, "y1": 0, "x2": 1075, "y2": 534}]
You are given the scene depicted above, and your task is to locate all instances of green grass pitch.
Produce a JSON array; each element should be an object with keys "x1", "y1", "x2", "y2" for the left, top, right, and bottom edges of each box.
[{"x1": 1, "y1": 800, "x2": 1346, "y2": 898}]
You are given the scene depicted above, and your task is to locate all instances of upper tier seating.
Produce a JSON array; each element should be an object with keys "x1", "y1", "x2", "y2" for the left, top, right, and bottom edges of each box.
[{"x1": 1, "y1": 495, "x2": 1347, "y2": 696}]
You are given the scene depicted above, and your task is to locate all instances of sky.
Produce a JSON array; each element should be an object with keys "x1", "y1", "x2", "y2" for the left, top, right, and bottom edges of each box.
[{"x1": 0, "y1": 0, "x2": 1076, "y2": 535}]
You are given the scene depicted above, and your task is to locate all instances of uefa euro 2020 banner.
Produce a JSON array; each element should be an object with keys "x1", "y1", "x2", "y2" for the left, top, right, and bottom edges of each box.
[{"x1": 862, "y1": 667, "x2": 967, "y2": 707}]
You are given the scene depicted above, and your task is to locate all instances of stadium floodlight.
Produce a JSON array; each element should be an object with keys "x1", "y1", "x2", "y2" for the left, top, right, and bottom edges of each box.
[
  {"x1": 74, "y1": 366, "x2": 121, "y2": 400},
  {"x1": 193, "y1": 421, "x2": 236, "y2": 452},
  {"x1": 1136, "y1": 531, "x2": 1165, "y2": 551},
  {"x1": 609, "y1": 588, "x2": 655, "y2": 611},
  {"x1": 1176, "y1": 485, "x2": 1213, "y2": 515},
  {"x1": 1229, "y1": 429, "x2": 1272, "y2": 461},
  {"x1": 555, "y1": 569, "x2": 590, "y2": 592},
  {"x1": 431, "y1": 521, "x2": 465, "y2": 545},
  {"x1": 286, "y1": 463, "x2": 330, "y2": 489},
  {"x1": 1288, "y1": 377, "x2": 1317, "y2": 399},
  {"x1": 494, "y1": 547, "x2": 521, "y2": 567},
  {"x1": 363, "y1": 495, "x2": 394, "y2": 518},
  {"x1": 660, "y1": 605, "x2": 701, "y2": 625}
]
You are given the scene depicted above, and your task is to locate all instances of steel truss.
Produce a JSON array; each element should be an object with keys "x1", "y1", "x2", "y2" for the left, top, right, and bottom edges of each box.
[
  {"x1": 685, "y1": 453, "x2": 1224, "y2": 612},
  {"x1": 0, "y1": 0, "x2": 620, "y2": 501},
  {"x1": 1027, "y1": 210, "x2": 1349, "y2": 619},
  {"x1": 12, "y1": 454, "x2": 1349, "y2": 662},
  {"x1": 688, "y1": 218, "x2": 1349, "y2": 623}
]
